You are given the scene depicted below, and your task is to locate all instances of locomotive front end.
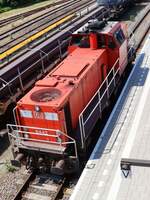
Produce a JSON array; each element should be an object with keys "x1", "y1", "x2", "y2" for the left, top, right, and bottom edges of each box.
[{"x1": 8, "y1": 77, "x2": 78, "y2": 175}]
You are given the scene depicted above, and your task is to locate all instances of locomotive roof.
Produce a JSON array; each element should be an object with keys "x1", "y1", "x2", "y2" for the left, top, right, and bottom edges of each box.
[{"x1": 74, "y1": 21, "x2": 119, "y2": 35}]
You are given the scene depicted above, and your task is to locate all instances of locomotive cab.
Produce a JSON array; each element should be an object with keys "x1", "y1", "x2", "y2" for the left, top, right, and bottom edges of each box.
[
  {"x1": 68, "y1": 20, "x2": 128, "y2": 73},
  {"x1": 9, "y1": 77, "x2": 79, "y2": 174}
]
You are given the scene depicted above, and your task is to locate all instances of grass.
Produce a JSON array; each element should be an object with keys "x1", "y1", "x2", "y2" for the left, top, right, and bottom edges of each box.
[
  {"x1": 0, "y1": 0, "x2": 53, "y2": 13},
  {"x1": 0, "y1": 6, "x2": 11, "y2": 13},
  {"x1": 5, "y1": 161, "x2": 16, "y2": 173}
]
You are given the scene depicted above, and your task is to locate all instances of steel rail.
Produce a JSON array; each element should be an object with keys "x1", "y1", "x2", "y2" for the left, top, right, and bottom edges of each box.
[
  {"x1": 0, "y1": 14, "x2": 75, "y2": 60},
  {"x1": 13, "y1": 172, "x2": 35, "y2": 200},
  {"x1": 128, "y1": 5, "x2": 150, "y2": 50},
  {"x1": 0, "y1": 0, "x2": 81, "y2": 39},
  {"x1": 12, "y1": 172, "x2": 65, "y2": 200},
  {"x1": 0, "y1": 0, "x2": 70, "y2": 28},
  {"x1": 0, "y1": 0, "x2": 95, "y2": 58}
]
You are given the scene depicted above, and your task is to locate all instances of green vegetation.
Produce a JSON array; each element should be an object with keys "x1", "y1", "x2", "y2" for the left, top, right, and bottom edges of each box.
[
  {"x1": 5, "y1": 161, "x2": 16, "y2": 173},
  {"x1": 0, "y1": 0, "x2": 49, "y2": 13}
]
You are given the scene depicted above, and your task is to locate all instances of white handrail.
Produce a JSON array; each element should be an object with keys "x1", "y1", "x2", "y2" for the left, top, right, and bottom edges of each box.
[
  {"x1": 7, "y1": 124, "x2": 78, "y2": 158},
  {"x1": 80, "y1": 58, "x2": 119, "y2": 117},
  {"x1": 79, "y1": 58, "x2": 120, "y2": 148}
]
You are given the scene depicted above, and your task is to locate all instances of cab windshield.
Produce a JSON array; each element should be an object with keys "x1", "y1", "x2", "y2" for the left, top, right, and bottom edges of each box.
[{"x1": 70, "y1": 35, "x2": 90, "y2": 48}]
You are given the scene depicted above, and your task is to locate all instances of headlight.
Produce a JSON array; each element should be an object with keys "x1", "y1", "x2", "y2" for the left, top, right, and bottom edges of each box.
[
  {"x1": 35, "y1": 105, "x2": 40, "y2": 112},
  {"x1": 24, "y1": 133, "x2": 29, "y2": 139},
  {"x1": 22, "y1": 128, "x2": 29, "y2": 139}
]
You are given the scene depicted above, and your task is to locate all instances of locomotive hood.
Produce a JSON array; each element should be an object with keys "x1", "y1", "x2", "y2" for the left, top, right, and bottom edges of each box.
[
  {"x1": 16, "y1": 48, "x2": 107, "y2": 131},
  {"x1": 17, "y1": 48, "x2": 106, "y2": 110}
]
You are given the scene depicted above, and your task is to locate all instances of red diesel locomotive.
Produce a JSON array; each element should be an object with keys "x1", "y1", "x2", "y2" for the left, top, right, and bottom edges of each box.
[{"x1": 8, "y1": 20, "x2": 132, "y2": 175}]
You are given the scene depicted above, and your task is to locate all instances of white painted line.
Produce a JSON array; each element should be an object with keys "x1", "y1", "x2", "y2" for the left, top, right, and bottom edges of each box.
[
  {"x1": 123, "y1": 69, "x2": 150, "y2": 157},
  {"x1": 110, "y1": 150, "x2": 115, "y2": 155},
  {"x1": 92, "y1": 193, "x2": 99, "y2": 200},
  {"x1": 103, "y1": 169, "x2": 108, "y2": 176},
  {"x1": 114, "y1": 141, "x2": 118, "y2": 146},
  {"x1": 107, "y1": 159, "x2": 112, "y2": 165},
  {"x1": 98, "y1": 181, "x2": 104, "y2": 187},
  {"x1": 106, "y1": 166, "x2": 121, "y2": 200}
]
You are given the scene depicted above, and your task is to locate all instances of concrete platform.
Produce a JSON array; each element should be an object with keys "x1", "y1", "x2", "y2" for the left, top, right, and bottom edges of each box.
[{"x1": 70, "y1": 35, "x2": 150, "y2": 200}]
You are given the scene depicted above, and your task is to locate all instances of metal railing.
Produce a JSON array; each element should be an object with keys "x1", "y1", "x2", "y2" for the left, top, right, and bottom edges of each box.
[
  {"x1": 7, "y1": 124, "x2": 78, "y2": 158},
  {"x1": 0, "y1": 38, "x2": 70, "y2": 95},
  {"x1": 79, "y1": 58, "x2": 120, "y2": 148}
]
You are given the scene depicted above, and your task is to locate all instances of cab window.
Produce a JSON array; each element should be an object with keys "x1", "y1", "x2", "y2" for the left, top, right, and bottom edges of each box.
[
  {"x1": 114, "y1": 29, "x2": 125, "y2": 45},
  {"x1": 97, "y1": 34, "x2": 106, "y2": 48},
  {"x1": 79, "y1": 35, "x2": 90, "y2": 48},
  {"x1": 70, "y1": 35, "x2": 90, "y2": 48},
  {"x1": 70, "y1": 35, "x2": 83, "y2": 46},
  {"x1": 108, "y1": 36, "x2": 116, "y2": 49}
]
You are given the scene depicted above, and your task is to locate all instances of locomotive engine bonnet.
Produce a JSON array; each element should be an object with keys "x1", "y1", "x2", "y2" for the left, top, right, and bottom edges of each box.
[
  {"x1": 18, "y1": 81, "x2": 69, "y2": 143},
  {"x1": 8, "y1": 20, "x2": 128, "y2": 175}
]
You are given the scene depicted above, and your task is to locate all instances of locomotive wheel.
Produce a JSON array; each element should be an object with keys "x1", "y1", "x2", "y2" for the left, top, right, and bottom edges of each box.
[{"x1": 64, "y1": 157, "x2": 79, "y2": 174}]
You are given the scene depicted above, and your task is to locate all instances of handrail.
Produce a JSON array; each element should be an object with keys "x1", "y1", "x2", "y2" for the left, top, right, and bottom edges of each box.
[
  {"x1": 8, "y1": 123, "x2": 65, "y2": 133},
  {"x1": 79, "y1": 58, "x2": 120, "y2": 148},
  {"x1": 78, "y1": 40, "x2": 136, "y2": 149},
  {"x1": 7, "y1": 124, "x2": 78, "y2": 158},
  {"x1": 0, "y1": 37, "x2": 70, "y2": 95},
  {"x1": 80, "y1": 58, "x2": 119, "y2": 117}
]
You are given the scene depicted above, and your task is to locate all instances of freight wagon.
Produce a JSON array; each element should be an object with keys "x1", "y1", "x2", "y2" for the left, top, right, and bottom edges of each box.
[{"x1": 97, "y1": 0, "x2": 135, "y2": 10}]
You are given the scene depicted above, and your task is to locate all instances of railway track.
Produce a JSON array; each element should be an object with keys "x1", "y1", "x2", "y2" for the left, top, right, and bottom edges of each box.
[
  {"x1": 0, "y1": 0, "x2": 70, "y2": 28},
  {"x1": 13, "y1": 172, "x2": 65, "y2": 200},
  {"x1": 0, "y1": 0, "x2": 74, "y2": 38},
  {"x1": 128, "y1": 3, "x2": 150, "y2": 50},
  {"x1": 0, "y1": 0, "x2": 95, "y2": 59},
  {"x1": 0, "y1": 0, "x2": 81, "y2": 42}
]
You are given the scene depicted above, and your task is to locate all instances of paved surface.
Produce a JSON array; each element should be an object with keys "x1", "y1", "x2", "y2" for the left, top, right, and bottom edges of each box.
[{"x1": 70, "y1": 35, "x2": 150, "y2": 200}]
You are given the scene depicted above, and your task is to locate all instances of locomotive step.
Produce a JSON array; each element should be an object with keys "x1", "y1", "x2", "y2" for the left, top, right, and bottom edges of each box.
[{"x1": 20, "y1": 141, "x2": 66, "y2": 155}]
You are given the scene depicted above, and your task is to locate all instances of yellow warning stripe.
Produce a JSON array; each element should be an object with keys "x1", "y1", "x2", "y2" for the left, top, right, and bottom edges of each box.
[{"x1": 0, "y1": 14, "x2": 75, "y2": 60}]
